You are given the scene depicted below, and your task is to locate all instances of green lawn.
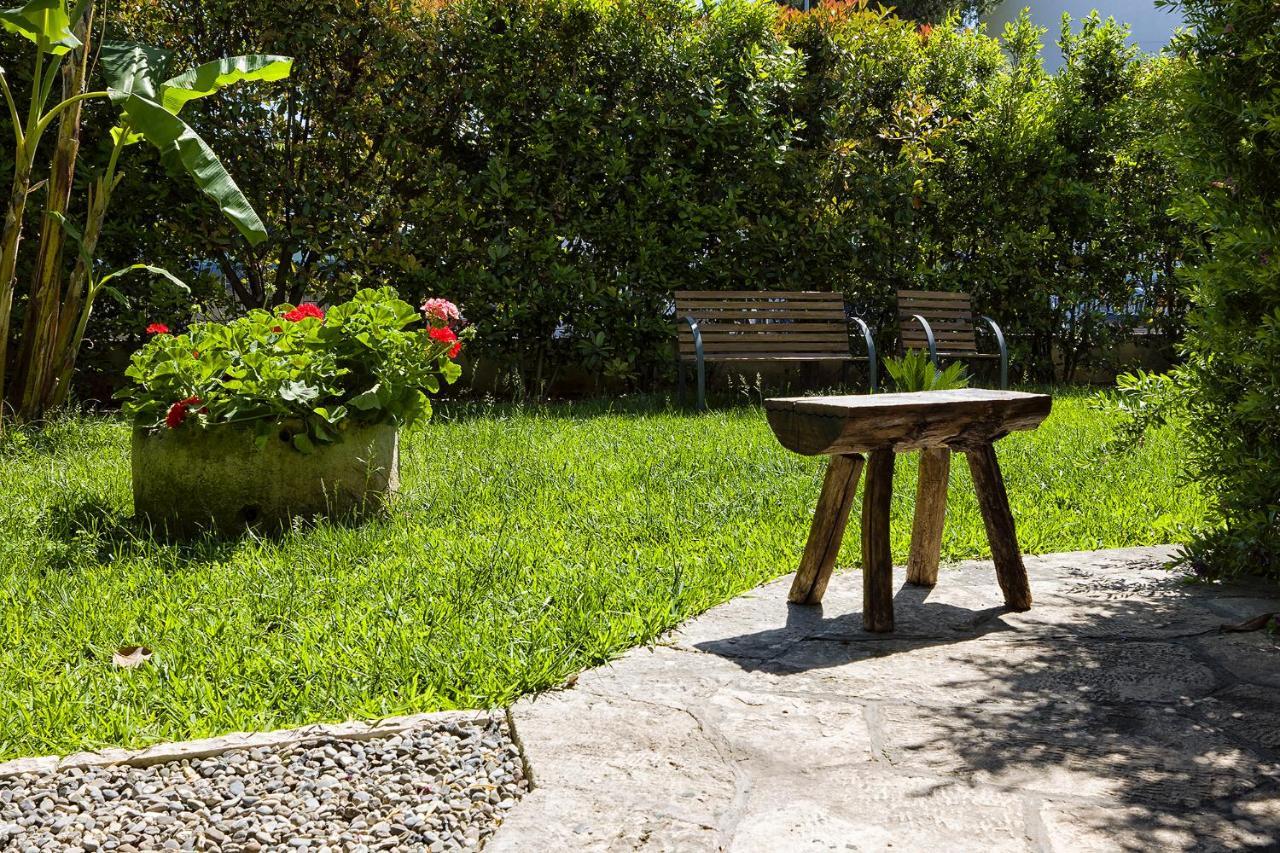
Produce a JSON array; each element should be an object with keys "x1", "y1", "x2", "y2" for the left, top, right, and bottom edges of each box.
[{"x1": 0, "y1": 388, "x2": 1205, "y2": 759}]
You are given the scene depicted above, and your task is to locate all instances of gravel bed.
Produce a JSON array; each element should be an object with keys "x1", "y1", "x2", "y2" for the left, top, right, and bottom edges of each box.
[{"x1": 0, "y1": 713, "x2": 526, "y2": 852}]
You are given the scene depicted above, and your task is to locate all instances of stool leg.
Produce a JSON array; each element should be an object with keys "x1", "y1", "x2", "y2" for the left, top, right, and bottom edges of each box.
[
  {"x1": 789, "y1": 453, "x2": 865, "y2": 605},
  {"x1": 907, "y1": 447, "x2": 950, "y2": 587},
  {"x1": 862, "y1": 449, "x2": 895, "y2": 633},
  {"x1": 964, "y1": 442, "x2": 1032, "y2": 611}
]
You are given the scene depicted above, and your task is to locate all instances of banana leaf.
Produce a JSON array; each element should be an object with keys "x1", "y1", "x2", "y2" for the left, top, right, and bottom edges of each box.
[
  {"x1": 100, "y1": 42, "x2": 172, "y2": 103},
  {"x1": 114, "y1": 91, "x2": 268, "y2": 245},
  {"x1": 0, "y1": 0, "x2": 80, "y2": 55},
  {"x1": 160, "y1": 55, "x2": 293, "y2": 115}
]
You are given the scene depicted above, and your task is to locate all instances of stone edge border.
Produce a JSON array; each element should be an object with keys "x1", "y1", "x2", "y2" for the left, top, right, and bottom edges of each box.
[{"x1": 0, "y1": 709, "x2": 501, "y2": 781}]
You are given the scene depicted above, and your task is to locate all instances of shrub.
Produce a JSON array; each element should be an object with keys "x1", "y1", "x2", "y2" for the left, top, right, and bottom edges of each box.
[
  {"x1": 90, "y1": 1, "x2": 1187, "y2": 392},
  {"x1": 116, "y1": 288, "x2": 471, "y2": 451},
  {"x1": 1164, "y1": 0, "x2": 1280, "y2": 577}
]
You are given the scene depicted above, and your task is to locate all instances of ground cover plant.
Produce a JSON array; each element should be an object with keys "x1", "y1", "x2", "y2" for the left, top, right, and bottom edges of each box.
[{"x1": 0, "y1": 388, "x2": 1205, "y2": 759}]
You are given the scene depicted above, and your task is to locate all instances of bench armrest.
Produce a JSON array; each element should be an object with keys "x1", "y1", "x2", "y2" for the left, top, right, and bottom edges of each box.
[
  {"x1": 978, "y1": 315, "x2": 1009, "y2": 389},
  {"x1": 847, "y1": 316, "x2": 878, "y2": 393},
  {"x1": 681, "y1": 315, "x2": 705, "y2": 363},
  {"x1": 905, "y1": 314, "x2": 939, "y2": 369}
]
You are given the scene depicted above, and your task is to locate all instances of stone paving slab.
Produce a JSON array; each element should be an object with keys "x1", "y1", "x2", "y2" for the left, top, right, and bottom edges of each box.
[{"x1": 492, "y1": 547, "x2": 1280, "y2": 852}]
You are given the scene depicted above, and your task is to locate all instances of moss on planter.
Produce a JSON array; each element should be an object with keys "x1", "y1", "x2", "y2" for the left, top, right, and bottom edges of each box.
[{"x1": 132, "y1": 423, "x2": 399, "y2": 536}]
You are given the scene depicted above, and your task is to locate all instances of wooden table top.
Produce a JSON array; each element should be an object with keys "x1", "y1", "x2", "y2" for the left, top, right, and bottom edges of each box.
[{"x1": 765, "y1": 389, "x2": 1052, "y2": 455}]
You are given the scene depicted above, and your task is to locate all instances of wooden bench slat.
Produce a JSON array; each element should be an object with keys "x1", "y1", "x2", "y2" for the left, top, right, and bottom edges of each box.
[
  {"x1": 903, "y1": 330, "x2": 978, "y2": 342},
  {"x1": 678, "y1": 309, "x2": 847, "y2": 321},
  {"x1": 696, "y1": 350, "x2": 855, "y2": 358},
  {"x1": 897, "y1": 290, "x2": 972, "y2": 300},
  {"x1": 686, "y1": 333, "x2": 855, "y2": 343},
  {"x1": 896, "y1": 307, "x2": 972, "y2": 317},
  {"x1": 679, "y1": 322, "x2": 851, "y2": 333},
  {"x1": 675, "y1": 290, "x2": 841, "y2": 300},
  {"x1": 680, "y1": 339, "x2": 853, "y2": 350},
  {"x1": 678, "y1": 301, "x2": 845, "y2": 312}
]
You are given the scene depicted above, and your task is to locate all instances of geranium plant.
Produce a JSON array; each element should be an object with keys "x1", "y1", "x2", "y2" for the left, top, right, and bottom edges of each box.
[{"x1": 117, "y1": 287, "x2": 472, "y2": 452}]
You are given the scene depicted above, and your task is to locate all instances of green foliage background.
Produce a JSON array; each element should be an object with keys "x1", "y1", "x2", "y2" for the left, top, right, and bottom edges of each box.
[
  {"x1": 76, "y1": 0, "x2": 1188, "y2": 392},
  {"x1": 1166, "y1": 0, "x2": 1280, "y2": 578}
]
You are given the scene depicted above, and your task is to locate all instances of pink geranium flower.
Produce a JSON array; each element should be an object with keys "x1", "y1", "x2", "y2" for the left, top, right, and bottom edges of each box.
[{"x1": 421, "y1": 297, "x2": 460, "y2": 326}]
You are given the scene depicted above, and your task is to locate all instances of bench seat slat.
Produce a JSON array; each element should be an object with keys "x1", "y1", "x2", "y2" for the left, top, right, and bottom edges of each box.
[
  {"x1": 687, "y1": 354, "x2": 858, "y2": 362},
  {"x1": 681, "y1": 321, "x2": 851, "y2": 333},
  {"x1": 676, "y1": 290, "x2": 841, "y2": 300},
  {"x1": 680, "y1": 342, "x2": 851, "y2": 354}
]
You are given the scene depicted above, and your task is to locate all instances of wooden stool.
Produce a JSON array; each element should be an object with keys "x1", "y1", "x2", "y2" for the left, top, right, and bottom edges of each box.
[{"x1": 765, "y1": 389, "x2": 1053, "y2": 633}]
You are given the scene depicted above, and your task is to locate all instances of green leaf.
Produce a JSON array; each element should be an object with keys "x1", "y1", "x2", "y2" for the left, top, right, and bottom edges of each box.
[
  {"x1": 291, "y1": 432, "x2": 315, "y2": 454},
  {"x1": 99, "y1": 42, "x2": 171, "y2": 103},
  {"x1": 0, "y1": 0, "x2": 81, "y2": 55},
  {"x1": 100, "y1": 285, "x2": 128, "y2": 307},
  {"x1": 113, "y1": 92, "x2": 269, "y2": 245},
  {"x1": 158, "y1": 55, "x2": 293, "y2": 115},
  {"x1": 96, "y1": 263, "x2": 190, "y2": 294},
  {"x1": 279, "y1": 380, "x2": 318, "y2": 403},
  {"x1": 47, "y1": 210, "x2": 91, "y2": 268},
  {"x1": 349, "y1": 384, "x2": 382, "y2": 411}
]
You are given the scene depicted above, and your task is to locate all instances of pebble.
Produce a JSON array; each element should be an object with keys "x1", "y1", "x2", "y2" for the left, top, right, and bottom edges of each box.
[{"x1": 0, "y1": 715, "x2": 525, "y2": 851}]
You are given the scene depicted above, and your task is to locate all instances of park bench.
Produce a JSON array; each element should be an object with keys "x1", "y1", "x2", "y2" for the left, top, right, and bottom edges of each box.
[
  {"x1": 898, "y1": 290, "x2": 1009, "y2": 389},
  {"x1": 675, "y1": 290, "x2": 877, "y2": 411}
]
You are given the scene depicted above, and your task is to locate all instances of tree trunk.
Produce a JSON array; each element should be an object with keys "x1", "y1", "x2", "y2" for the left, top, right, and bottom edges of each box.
[
  {"x1": 14, "y1": 46, "x2": 87, "y2": 419},
  {"x1": 0, "y1": 155, "x2": 34, "y2": 413},
  {"x1": 48, "y1": 170, "x2": 115, "y2": 410}
]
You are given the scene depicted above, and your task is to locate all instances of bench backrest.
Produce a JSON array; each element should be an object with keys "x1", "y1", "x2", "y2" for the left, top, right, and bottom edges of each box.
[
  {"x1": 898, "y1": 289, "x2": 978, "y2": 354},
  {"x1": 675, "y1": 290, "x2": 849, "y2": 359}
]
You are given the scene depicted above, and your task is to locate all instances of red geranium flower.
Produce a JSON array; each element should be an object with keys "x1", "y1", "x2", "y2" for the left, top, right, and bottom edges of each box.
[
  {"x1": 146, "y1": 323, "x2": 170, "y2": 335},
  {"x1": 429, "y1": 325, "x2": 462, "y2": 358},
  {"x1": 282, "y1": 303, "x2": 325, "y2": 323},
  {"x1": 165, "y1": 395, "x2": 202, "y2": 429}
]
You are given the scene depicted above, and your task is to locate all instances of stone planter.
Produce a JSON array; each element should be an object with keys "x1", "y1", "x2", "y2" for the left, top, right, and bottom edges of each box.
[{"x1": 132, "y1": 423, "x2": 399, "y2": 536}]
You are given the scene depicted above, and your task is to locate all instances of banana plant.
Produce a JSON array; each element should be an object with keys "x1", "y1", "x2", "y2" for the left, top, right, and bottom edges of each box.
[{"x1": 0, "y1": 0, "x2": 291, "y2": 420}]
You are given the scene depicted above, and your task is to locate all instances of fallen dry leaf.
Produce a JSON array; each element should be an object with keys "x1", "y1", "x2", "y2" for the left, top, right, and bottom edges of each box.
[{"x1": 113, "y1": 646, "x2": 153, "y2": 669}]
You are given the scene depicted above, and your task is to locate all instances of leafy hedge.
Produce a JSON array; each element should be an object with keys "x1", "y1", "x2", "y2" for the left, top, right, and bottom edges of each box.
[
  {"x1": 97, "y1": 0, "x2": 1187, "y2": 391},
  {"x1": 1167, "y1": 0, "x2": 1280, "y2": 578}
]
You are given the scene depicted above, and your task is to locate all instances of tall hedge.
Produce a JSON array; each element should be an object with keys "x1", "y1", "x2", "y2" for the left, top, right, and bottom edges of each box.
[
  {"x1": 1168, "y1": 0, "x2": 1280, "y2": 577},
  {"x1": 93, "y1": 0, "x2": 1186, "y2": 391}
]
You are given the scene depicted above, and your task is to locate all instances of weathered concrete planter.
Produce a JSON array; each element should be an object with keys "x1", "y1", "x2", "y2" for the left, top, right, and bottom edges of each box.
[{"x1": 132, "y1": 423, "x2": 399, "y2": 536}]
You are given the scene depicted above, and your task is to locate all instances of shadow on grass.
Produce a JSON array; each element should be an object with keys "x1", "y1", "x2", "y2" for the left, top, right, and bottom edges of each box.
[
  {"x1": 695, "y1": 567, "x2": 1280, "y2": 850},
  {"x1": 35, "y1": 495, "x2": 388, "y2": 566}
]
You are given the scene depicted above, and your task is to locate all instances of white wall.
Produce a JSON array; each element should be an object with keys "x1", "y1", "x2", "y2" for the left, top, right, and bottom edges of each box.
[{"x1": 982, "y1": 1, "x2": 1184, "y2": 70}]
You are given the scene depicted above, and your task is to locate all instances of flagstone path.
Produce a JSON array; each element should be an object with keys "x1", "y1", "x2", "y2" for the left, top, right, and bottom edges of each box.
[{"x1": 490, "y1": 546, "x2": 1280, "y2": 852}]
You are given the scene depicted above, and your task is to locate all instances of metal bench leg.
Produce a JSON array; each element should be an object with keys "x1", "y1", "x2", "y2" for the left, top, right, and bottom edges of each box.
[
  {"x1": 695, "y1": 351, "x2": 706, "y2": 413},
  {"x1": 682, "y1": 316, "x2": 707, "y2": 412}
]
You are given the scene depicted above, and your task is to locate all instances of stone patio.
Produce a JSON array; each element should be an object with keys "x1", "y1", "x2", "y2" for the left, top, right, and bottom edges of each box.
[{"x1": 489, "y1": 546, "x2": 1280, "y2": 852}]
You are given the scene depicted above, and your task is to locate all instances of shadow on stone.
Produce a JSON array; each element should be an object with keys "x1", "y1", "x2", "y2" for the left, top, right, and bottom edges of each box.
[{"x1": 692, "y1": 565, "x2": 1280, "y2": 851}]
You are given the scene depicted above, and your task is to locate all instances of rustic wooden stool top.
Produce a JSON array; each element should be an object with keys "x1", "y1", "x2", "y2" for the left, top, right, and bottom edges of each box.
[{"x1": 765, "y1": 389, "x2": 1053, "y2": 632}]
